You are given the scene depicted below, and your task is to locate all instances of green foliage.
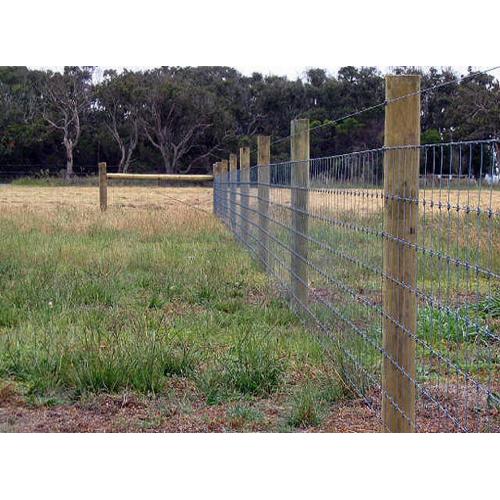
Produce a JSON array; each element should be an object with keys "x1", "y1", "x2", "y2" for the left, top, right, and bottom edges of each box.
[
  {"x1": 422, "y1": 128, "x2": 442, "y2": 144},
  {"x1": 4, "y1": 65, "x2": 497, "y2": 175},
  {"x1": 335, "y1": 117, "x2": 363, "y2": 135},
  {"x1": 418, "y1": 306, "x2": 490, "y2": 343}
]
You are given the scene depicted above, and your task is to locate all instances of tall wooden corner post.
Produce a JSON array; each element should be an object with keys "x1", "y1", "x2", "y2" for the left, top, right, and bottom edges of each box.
[
  {"x1": 290, "y1": 119, "x2": 310, "y2": 311},
  {"x1": 229, "y1": 153, "x2": 238, "y2": 231},
  {"x1": 257, "y1": 136, "x2": 271, "y2": 270},
  {"x1": 99, "y1": 162, "x2": 107, "y2": 211},
  {"x1": 382, "y1": 75, "x2": 420, "y2": 433},
  {"x1": 240, "y1": 147, "x2": 251, "y2": 245},
  {"x1": 221, "y1": 159, "x2": 229, "y2": 225}
]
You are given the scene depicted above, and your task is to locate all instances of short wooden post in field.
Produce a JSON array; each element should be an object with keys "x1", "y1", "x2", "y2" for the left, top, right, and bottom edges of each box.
[
  {"x1": 240, "y1": 147, "x2": 251, "y2": 245},
  {"x1": 98, "y1": 162, "x2": 107, "y2": 211},
  {"x1": 229, "y1": 153, "x2": 238, "y2": 231},
  {"x1": 221, "y1": 159, "x2": 229, "y2": 225},
  {"x1": 290, "y1": 119, "x2": 310, "y2": 310},
  {"x1": 257, "y1": 135, "x2": 271, "y2": 270},
  {"x1": 212, "y1": 162, "x2": 218, "y2": 215},
  {"x1": 382, "y1": 75, "x2": 421, "y2": 433}
]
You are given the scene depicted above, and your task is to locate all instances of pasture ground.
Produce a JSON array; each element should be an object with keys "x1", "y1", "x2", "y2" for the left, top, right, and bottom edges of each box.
[
  {"x1": 0, "y1": 184, "x2": 374, "y2": 432},
  {"x1": 0, "y1": 184, "x2": 497, "y2": 432}
]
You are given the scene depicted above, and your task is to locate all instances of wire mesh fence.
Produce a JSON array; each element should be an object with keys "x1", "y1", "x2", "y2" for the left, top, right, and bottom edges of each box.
[{"x1": 214, "y1": 139, "x2": 500, "y2": 432}]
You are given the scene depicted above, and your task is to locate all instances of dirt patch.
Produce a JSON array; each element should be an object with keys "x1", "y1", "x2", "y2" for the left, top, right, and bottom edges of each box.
[
  {"x1": 1, "y1": 382, "x2": 497, "y2": 432},
  {"x1": 0, "y1": 380, "x2": 282, "y2": 433}
]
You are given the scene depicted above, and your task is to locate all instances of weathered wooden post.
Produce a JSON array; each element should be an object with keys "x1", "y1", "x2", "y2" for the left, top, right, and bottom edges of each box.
[
  {"x1": 229, "y1": 153, "x2": 238, "y2": 231},
  {"x1": 257, "y1": 136, "x2": 271, "y2": 270},
  {"x1": 99, "y1": 162, "x2": 107, "y2": 211},
  {"x1": 212, "y1": 162, "x2": 219, "y2": 216},
  {"x1": 240, "y1": 147, "x2": 251, "y2": 244},
  {"x1": 290, "y1": 119, "x2": 310, "y2": 310},
  {"x1": 382, "y1": 75, "x2": 420, "y2": 433},
  {"x1": 221, "y1": 159, "x2": 229, "y2": 225}
]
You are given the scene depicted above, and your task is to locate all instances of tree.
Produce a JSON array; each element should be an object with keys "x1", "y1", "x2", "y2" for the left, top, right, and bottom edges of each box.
[
  {"x1": 446, "y1": 68, "x2": 500, "y2": 141},
  {"x1": 41, "y1": 67, "x2": 93, "y2": 178},
  {"x1": 140, "y1": 68, "x2": 225, "y2": 173},
  {"x1": 2, "y1": 65, "x2": 500, "y2": 178},
  {"x1": 97, "y1": 70, "x2": 142, "y2": 172},
  {"x1": 0, "y1": 67, "x2": 49, "y2": 162}
]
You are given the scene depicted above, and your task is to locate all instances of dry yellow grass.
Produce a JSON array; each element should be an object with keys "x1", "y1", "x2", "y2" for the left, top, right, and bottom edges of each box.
[
  {"x1": 0, "y1": 185, "x2": 214, "y2": 212},
  {"x1": 1, "y1": 184, "x2": 498, "y2": 219},
  {"x1": 268, "y1": 187, "x2": 500, "y2": 214},
  {"x1": 0, "y1": 187, "x2": 218, "y2": 242}
]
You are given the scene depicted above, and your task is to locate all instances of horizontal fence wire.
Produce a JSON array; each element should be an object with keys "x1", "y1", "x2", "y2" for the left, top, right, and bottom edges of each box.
[
  {"x1": 105, "y1": 175, "x2": 214, "y2": 212},
  {"x1": 214, "y1": 139, "x2": 500, "y2": 432}
]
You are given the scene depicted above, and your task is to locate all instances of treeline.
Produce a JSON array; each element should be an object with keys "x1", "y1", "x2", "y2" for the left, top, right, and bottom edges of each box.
[{"x1": 0, "y1": 66, "x2": 499, "y2": 177}]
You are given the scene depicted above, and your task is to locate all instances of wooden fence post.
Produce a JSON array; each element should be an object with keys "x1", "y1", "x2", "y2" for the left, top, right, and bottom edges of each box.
[
  {"x1": 240, "y1": 147, "x2": 251, "y2": 244},
  {"x1": 99, "y1": 162, "x2": 107, "y2": 211},
  {"x1": 229, "y1": 153, "x2": 238, "y2": 231},
  {"x1": 257, "y1": 136, "x2": 271, "y2": 270},
  {"x1": 221, "y1": 159, "x2": 229, "y2": 225},
  {"x1": 382, "y1": 75, "x2": 421, "y2": 433},
  {"x1": 212, "y1": 162, "x2": 219, "y2": 215},
  {"x1": 290, "y1": 119, "x2": 310, "y2": 310}
]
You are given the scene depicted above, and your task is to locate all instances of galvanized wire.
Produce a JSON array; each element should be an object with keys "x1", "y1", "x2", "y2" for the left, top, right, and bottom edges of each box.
[{"x1": 214, "y1": 140, "x2": 500, "y2": 432}]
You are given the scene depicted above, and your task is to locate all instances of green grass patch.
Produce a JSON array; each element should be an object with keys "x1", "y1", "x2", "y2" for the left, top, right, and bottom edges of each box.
[
  {"x1": 0, "y1": 206, "x2": 330, "y2": 408},
  {"x1": 286, "y1": 378, "x2": 345, "y2": 429}
]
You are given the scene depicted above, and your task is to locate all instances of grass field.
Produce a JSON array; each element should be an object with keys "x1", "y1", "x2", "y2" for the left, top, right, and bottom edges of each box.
[
  {"x1": 0, "y1": 183, "x2": 498, "y2": 432},
  {"x1": 0, "y1": 184, "x2": 365, "y2": 432}
]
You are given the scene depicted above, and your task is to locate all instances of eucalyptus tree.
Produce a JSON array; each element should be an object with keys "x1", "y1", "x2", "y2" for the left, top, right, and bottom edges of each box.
[
  {"x1": 97, "y1": 69, "x2": 142, "y2": 172},
  {"x1": 41, "y1": 66, "x2": 93, "y2": 178},
  {"x1": 140, "y1": 67, "x2": 227, "y2": 173}
]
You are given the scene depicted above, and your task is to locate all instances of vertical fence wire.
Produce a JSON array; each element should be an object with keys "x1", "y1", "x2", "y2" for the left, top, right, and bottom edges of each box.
[{"x1": 214, "y1": 139, "x2": 499, "y2": 432}]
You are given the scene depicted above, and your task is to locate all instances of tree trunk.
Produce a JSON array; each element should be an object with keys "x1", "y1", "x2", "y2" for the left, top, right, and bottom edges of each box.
[
  {"x1": 118, "y1": 144, "x2": 126, "y2": 173},
  {"x1": 161, "y1": 149, "x2": 174, "y2": 174},
  {"x1": 64, "y1": 139, "x2": 74, "y2": 179},
  {"x1": 123, "y1": 147, "x2": 134, "y2": 173}
]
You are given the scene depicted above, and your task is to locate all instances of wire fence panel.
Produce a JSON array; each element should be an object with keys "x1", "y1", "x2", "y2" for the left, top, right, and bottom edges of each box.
[{"x1": 214, "y1": 139, "x2": 500, "y2": 432}]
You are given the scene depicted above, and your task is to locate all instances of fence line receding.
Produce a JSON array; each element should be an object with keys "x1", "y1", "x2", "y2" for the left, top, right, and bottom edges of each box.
[{"x1": 213, "y1": 76, "x2": 499, "y2": 432}]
